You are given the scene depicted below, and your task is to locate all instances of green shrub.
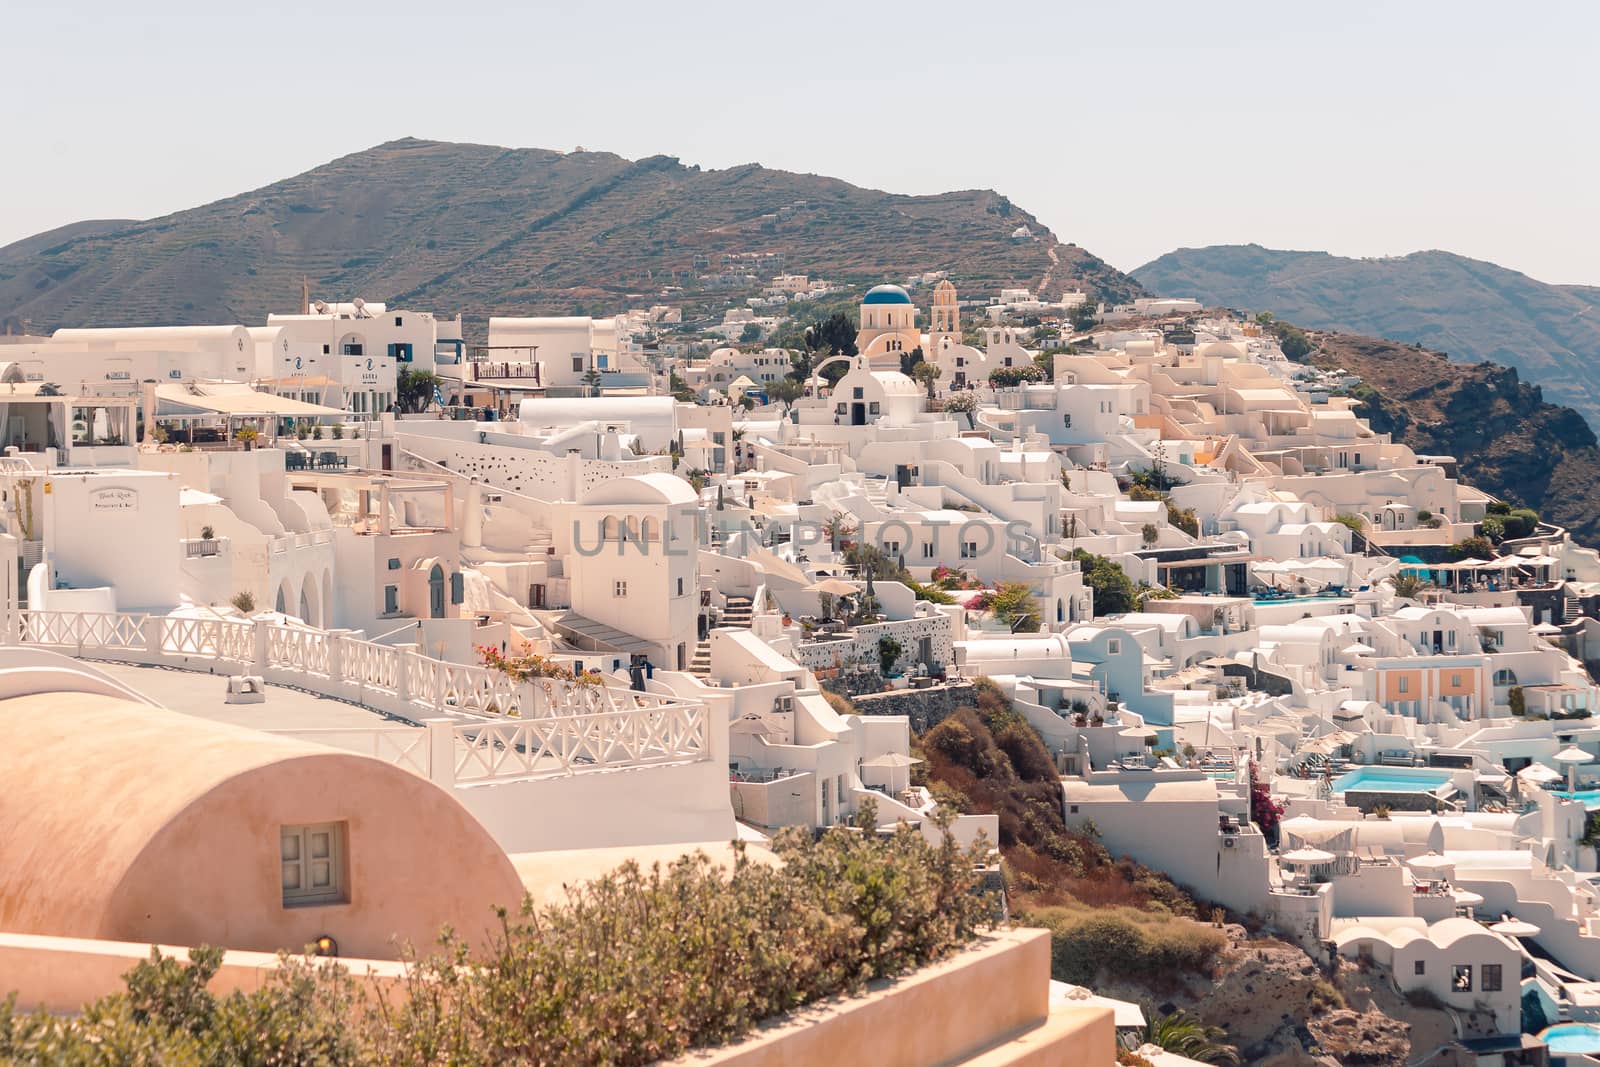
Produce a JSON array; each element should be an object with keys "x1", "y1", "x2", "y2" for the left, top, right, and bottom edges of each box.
[
  {"x1": 1026, "y1": 907, "x2": 1226, "y2": 988},
  {"x1": 0, "y1": 826, "x2": 994, "y2": 1067}
]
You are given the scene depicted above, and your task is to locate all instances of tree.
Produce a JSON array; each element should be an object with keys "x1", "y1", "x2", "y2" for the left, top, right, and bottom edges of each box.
[
  {"x1": 1069, "y1": 302, "x2": 1098, "y2": 332},
  {"x1": 1388, "y1": 572, "x2": 1425, "y2": 599},
  {"x1": 738, "y1": 323, "x2": 763, "y2": 344},
  {"x1": 396, "y1": 367, "x2": 441, "y2": 413},
  {"x1": 943, "y1": 391, "x2": 977, "y2": 429},
  {"x1": 230, "y1": 591, "x2": 256, "y2": 614},
  {"x1": 767, "y1": 377, "x2": 805, "y2": 411},
  {"x1": 988, "y1": 582, "x2": 1041, "y2": 632},
  {"x1": 911, "y1": 360, "x2": 942, "y2": 399},
  {"x1": 989, "y1": 364, "x2": 1046, "y2": 388},
  {"x1": 1068, "y1": 548, "x2": 1140, "y2": 616},
  {"x1": 1248, "y1": 762, "x2": 1284, "y2": 847},
  {"x1": 877, "y1": 635, "x2": 904, "y2": 675},
  {"x1": 806, "y1": 312, "x2": 858, "y2": 358},
  {"x1": 1509, "y1": 685, "x2": 1526, "y2": 716},
  {"x1": 1254, "y1": 311, "x2": 1275, "y2": 325},
  {"x1": 1448, "y1": 535, "x2": 1495, "y2": 561},
  {"x1": 582, "y1": 367, "x2": 603, "y2": 396},
  {"x1": 1276, "y1": 324, "x2": 1313, "y2": 361},
  {"x1": 1131, "y1": 1009, "x2": 1240, "y2": 1065},
  {"x1": 1141, "y1": 523, "x2": 1159, "y2": 547}
]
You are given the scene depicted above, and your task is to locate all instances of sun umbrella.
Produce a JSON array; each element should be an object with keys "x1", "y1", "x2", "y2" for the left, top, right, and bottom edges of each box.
[
  {"x1": 1555, "y1": 747, "x2": 1593, "y2": 764},
  {"x1": 860, "y1": 753, "x2": 924, "y2": 769},
  {"x1": 1407, "y1": 851, "x2": 1455, "y2": 871},
  {"x1": 806, "y1": 577, "x2": 857, "y2": 596},
  {"x1": 1280, "y1": 847, "x2": 1336, "y2": 865},
  {"x1": 1519, "y1": 763, "x2": 1564, "y2": 783},
  {"x1": 1451, "y1": 889, "x2": 1484, "y2": 907},
  {"x1": 1490, "y1": 916, "x2": 1541, "y2": 938}
]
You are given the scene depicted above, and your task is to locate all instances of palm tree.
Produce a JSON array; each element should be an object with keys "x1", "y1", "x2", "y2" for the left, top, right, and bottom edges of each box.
[
  {"x1": 1388, "y1": 571, "x2": 1425, "y2": 599},
  {"x1": 911, "y1": 360, "x2": 942, "y2": 399},
  {"x1": 1126, "y1": 1009, "x2": 1239, "y2": 1065}
]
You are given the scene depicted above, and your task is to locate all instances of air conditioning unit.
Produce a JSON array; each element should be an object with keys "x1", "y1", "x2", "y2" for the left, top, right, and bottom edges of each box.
[
  {"x1": 1223, "y1": 837, "x2": 1237, "y2": 849},
  {"x1": 775, "y1": 696, "x2": 794, "y2": 714}
]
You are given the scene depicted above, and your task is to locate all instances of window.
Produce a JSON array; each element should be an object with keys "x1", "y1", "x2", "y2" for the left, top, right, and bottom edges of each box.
[
  {"x1": 322, "y1": 344, "x2": 331, "y2": 355},
  {"x1": 960, "y1": 541, "x2": 978, "y2": 559},
  {"x1": 677, "y1": 577, "x2": 685, "y2": 596},
  {"x1": 1414, "y1": 960, "x2": 1425, "y2": 976},
  {"x1": 572, "y1": 356, "x2": 584, "y2": 373},
  {"x1": 1069, "y1": 804, "x2": 1079, "y2": 814},
  {"x1": 1063, "y1": 414, "x2": 1072, "y2": 428},
  {"x1": 883, "y1": 540, "x2": 901, "y2": 555},
  {"x1": 1481, "y1": 964, "x2": 1501, "y2": 992},
  {"x1": 342, "y1": 343, "x2": 364, "y2": 356},
  {"x1": 1398, "y1": 676, "x2": 1410, "y2": 694},
  {"x1": 1452, "y1": 964, "x2": 1473, "y2": 992},
  {"x1": 394, "y1": 315, "x2": 403, "y2": 327},
  {"x1": 281, "y1": 822, "x2": 347, "y2": 907},
  {"x1": 614, "y1": 580, "x2": 628, "y2": 597},
  {"x1": 869, "y1": 401, "x2": 881, "y2": 415},
  {"x1": 383, "y1": 585, "x2": 398, "y2": 614},
  {"x1": 922, "y1": 543, "x2": 935, "y2": 559},
  {"x1": 1107, "y1": 639, "x2": 1122, "y2": 655},
  {"x1": 853, "y1": 387, "x2": 864, "y2": 399},
  {"x1": 1450, "y1": 674, "x2": 1461, "y2": 688},
  {"x1": 450, "y1": 572, "x2": 464, "y2": 605}
]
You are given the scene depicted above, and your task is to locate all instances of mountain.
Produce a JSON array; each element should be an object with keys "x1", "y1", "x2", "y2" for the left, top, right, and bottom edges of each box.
[
  {"x1": 1131, "y1": 245, "x2": 1600, "y2": 428},
  {"x1": 1298, "y1": 328, "x2": 1600, "y2": 547},
  {"x1": 0, "y1": 139, "x2": 1142, "y2": 333}
]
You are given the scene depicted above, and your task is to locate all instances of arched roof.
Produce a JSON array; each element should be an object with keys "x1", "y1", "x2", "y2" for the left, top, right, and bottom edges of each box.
[
  {"x1": 581, "y1": 471, "x2": 698, "y2": 507},
  {"x1": 862, "y1": 284, "x2": 913, "y2": 306},
  {"x1": 0, "y1": 691, "x2": 522, "y2": 958}
]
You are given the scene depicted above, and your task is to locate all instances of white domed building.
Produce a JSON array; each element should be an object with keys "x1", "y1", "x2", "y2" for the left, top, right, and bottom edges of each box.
[{"x1": 854, "y1": 284, "x2": 921, "y2": 368}]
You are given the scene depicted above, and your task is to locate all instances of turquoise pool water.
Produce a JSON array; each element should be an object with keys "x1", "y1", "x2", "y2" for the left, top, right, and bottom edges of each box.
[
  {"x1": 1555, "y1": 789, "x2": 1600, "y2": 810},
  {"x1": 1541, "y1": 1023, "x2": 1600, "y2": 1054},
  {"x1": 1332, "y1": 768, "x2": 1452, "y2": 794}
]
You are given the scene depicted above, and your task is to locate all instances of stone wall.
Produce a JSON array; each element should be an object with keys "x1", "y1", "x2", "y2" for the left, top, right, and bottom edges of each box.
[{"x1": 851, "y1": 682, "x2": 977, "y2": 734}]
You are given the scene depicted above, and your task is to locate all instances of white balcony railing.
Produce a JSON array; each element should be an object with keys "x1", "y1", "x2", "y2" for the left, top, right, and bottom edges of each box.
[{"x1": 7, "y1": 609, "x2": 709, "y2": 783}]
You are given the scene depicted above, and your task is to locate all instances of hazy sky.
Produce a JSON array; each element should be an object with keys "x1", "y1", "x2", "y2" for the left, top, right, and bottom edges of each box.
[{"x1": 5, "y1": 0, "x2": 1597, "y2": 284}]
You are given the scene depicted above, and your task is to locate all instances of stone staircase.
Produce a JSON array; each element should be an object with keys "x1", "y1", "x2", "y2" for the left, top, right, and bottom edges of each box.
[
  {"x1": 688, "y1": 595, "x2": 754, "y2": 677},
  {"x1": 1564, "y1": 592, "x2": 1583, "y2": 624}
]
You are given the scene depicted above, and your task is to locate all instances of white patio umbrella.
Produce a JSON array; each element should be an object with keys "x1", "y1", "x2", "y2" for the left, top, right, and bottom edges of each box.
[
  {"x1": 1490, "y1": 915, "x2": 1541, "y2": 938},
  {"x1": 807, "y1": 577, "x2": 858, "y2": 597},
  {"x1": 1280, "y1": 847, "x2": 1336, "y2": 866},
  {"x1": 1555, "y1": 746, "x2": 1593, "y2": 792},
  {"x1": 1451, "y1": 889, "x2": 1484, "y2": 907},
  {"x1": 1406, "y1": 851, "x2": 1455, "y2": 872},
  {"x1": 1519, "y1": 763, "x2": 1564, "y2": 785}
]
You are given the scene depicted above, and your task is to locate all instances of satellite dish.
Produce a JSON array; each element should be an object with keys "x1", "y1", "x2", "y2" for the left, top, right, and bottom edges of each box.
[
  {"x1": 313, "y1": 300, "x2": 329, "y2": 314},
  {"x1": 352, "y1": 297, "x2": 367, "y2": 317}
]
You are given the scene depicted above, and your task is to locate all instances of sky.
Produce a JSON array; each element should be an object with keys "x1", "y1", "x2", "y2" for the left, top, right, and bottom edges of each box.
[{"x1": 4, "y1": 0, "x2": 1597, "y2": 284}]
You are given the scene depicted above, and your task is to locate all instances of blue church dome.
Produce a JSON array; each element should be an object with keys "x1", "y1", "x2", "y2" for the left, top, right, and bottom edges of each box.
[{"x1": 861, "y1": 284, "x2": 913, "y2": 305}]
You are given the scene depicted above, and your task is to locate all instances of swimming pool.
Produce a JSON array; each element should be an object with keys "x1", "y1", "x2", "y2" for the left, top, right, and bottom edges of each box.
[
  {"x1": 1332, "y1": 768, "x2": 1453, "y2": 794},
  {"x1": 1541, "y1": 1023, "x2": 1600, "y2": 1054},
  {"x1": 1554, "y1": 789, "x2": 1600, "y2": 810}
]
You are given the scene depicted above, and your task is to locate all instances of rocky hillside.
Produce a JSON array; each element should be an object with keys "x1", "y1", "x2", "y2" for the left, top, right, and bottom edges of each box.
[
  {"x1": 1303, "y1": 330, "x2": 1600, "y2": 546},
  {"x1": 1132, "y1": 245, "x2": 1600, "y2": 429},
  {"x1": 0, "y1": 139, "x2": 1143, "y2": 331}
]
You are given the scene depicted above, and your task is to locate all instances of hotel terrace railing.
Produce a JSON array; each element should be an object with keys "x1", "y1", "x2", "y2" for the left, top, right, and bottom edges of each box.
[{"x1": 5, "y1": 609, "x2": 710, "y2": 784}]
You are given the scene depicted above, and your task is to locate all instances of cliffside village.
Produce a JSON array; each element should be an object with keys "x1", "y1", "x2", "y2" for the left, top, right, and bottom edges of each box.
[{"x1": 5, "y1": 270, "x2": 1600, "y2": 1063}]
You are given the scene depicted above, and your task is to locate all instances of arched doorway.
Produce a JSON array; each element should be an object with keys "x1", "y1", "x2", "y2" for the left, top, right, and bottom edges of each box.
[{"x1": 428, "y1": 564, "x2": 446, "y2": 619}]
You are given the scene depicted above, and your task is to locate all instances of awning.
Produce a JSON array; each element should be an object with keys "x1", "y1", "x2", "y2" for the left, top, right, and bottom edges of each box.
[{"x1": 155, "y1": 383, "x2": 346, "y2": 418}]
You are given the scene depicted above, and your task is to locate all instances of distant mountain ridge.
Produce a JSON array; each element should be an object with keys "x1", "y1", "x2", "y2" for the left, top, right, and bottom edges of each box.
[
  {"x1": 1131, "y1": 244, "x2": 1600, "y2": 428},
  {"x1": 0, "y1": 139, "x2": 1142, "y2": 333}
]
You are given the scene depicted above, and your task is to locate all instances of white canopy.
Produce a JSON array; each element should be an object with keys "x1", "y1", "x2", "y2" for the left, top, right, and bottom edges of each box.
[{"x1": 1280, "y1": 847, "x2": 1336, "y2": 865}]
